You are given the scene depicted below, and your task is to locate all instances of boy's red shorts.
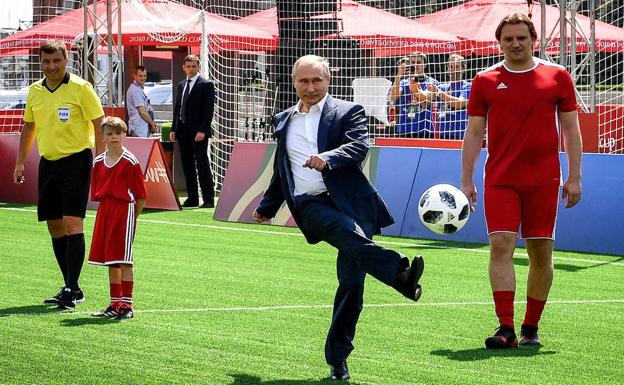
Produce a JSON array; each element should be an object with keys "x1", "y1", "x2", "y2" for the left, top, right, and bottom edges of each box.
[
  {"x1": 89, "y1": 199, "x2": 137, "y2": 266},
  {"x1": 484, "y1": 185, "x2": 560, "y2": 240}
]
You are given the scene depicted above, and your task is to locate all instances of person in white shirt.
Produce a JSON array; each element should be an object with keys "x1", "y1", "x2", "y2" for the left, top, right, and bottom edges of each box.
[
  {"x1": 253, "y1": 55, "x2": 425, "y2": 381},
  {"x1": 126, "y1": 66, "x2": 157, "y2": 137}
]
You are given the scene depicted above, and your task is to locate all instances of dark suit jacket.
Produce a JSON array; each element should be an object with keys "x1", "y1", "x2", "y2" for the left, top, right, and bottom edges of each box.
[
  {"x1": 172, "y1": 75, "x2": 215, "y2": 138},
  {"x1": 256, "y1": 95, "x2": 394, "y2": 244}
]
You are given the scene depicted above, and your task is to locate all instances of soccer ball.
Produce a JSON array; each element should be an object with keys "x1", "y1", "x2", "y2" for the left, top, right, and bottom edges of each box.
[{"x1": 418, "y1": 184, "x2": 470, "y2": 235}]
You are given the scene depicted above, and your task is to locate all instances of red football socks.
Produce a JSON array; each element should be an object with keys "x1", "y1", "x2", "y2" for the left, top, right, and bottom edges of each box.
[
  {"x1": 110, "y1": 283, "x2": 122, "y2": 309},
  {"x1": 523, "y1": 296, "x2": 547, "y2": 328},
  {"x1": 493, "y1": 291, "x2": 515, "y2": 329},
  {"x1": 121, "y1": 280, "x2": 134, "y2": 308}
]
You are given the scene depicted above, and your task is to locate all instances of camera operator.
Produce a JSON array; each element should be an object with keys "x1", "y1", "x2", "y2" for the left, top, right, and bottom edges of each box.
[{"x1": 389, "y1": 52, "x2": 438, "y2": 137}]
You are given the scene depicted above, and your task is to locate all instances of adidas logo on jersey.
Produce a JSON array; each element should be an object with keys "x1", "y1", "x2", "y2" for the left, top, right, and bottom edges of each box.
[{"x1": 496, "y1": 82, "x2": 508, "y2": 90}]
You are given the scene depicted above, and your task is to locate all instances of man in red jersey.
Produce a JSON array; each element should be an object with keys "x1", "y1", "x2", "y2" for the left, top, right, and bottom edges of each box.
[{"x1": 461, "y1": 13, "x2": 582, "y2": 348}]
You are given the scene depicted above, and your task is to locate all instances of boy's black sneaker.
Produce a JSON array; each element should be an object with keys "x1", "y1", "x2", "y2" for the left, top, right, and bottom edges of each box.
[
  {"x1": 56, "y1": 288, "x2": 77, "y2": 310},
  {"x1": 44, "y1": 287, "x2": 65, "y2": 304},
  {"x1": 92, "y1": 305, "x2": 120, "y2": 318},
  {"x1": 116, "y1": 306, "x2": 134, "y2": 320},
  {"x1": 519, "y1": 324, "x2": 541, "y2": 346},
  {"x1": 485, "y1": 325, "x2": 518, "y2": 349}
]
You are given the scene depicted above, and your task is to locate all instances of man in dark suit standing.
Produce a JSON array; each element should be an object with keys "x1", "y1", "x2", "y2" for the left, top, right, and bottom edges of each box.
[
  {"x1": 253, "y1": 55, "x2": 425, "y2": 381},
  {"x1": 170, "y1": 54, "x2": 215, "y2": 208}
]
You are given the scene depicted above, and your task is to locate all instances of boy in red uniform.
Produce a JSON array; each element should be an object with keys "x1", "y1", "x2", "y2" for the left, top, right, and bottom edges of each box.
[{"x1": 88, "y1": 117, "x2": 147, "y2": 319}]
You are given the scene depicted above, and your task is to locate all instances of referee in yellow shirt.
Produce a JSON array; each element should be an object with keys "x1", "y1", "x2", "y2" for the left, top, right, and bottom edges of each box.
[{"x1": 13, "y1": 40, "x2": 104, "y2": 310}]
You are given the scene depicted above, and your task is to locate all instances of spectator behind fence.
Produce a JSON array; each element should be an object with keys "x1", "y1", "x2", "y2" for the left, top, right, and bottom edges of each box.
[
  {"x1": 389, "y1": 52, "x2": 438, "y2": 137},
  {"x1": 13, "y1": 39, "x2": 104, "y2": 310},
  {"x1": 126, "y1": 65, "x2": 157, "y2": 137},
  {"x1": 428, "y1": 54, "x2": 471, "y2": 139},
  {"x1": 253, "y1": 54, "x2": 425, "y2": 382}
]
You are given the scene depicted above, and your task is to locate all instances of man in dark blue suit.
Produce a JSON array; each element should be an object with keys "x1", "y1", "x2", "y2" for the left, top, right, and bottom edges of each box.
[
  {"x1": 170, "y1": 54, "x2": 215, "y2": 208},
  {"x1": 253, "y1": 55, "x2": 425, "y2": 381}
]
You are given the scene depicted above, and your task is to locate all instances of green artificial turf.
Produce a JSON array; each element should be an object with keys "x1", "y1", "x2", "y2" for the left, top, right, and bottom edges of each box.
[{"x1": 0, "y1": 203, "x2": 622, "y2": 385}]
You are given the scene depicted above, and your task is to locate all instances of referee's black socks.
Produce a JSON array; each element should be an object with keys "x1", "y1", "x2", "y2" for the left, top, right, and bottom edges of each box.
[
  {"x1": 51, "y1": 235, "x2": 68, "y2": 286},
  {"x1": 65, "y1": 233, "x2": 85, "y2": 291}
]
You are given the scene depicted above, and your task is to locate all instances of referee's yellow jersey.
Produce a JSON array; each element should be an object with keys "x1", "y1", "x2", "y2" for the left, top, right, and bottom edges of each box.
[{"x1": 24, "y1": 72, "x2": 104, "y2": 161}]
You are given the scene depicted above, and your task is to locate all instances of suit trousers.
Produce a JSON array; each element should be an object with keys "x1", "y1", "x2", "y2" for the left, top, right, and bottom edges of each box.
[
  {"x1": 177, "y1": 130, "x2": 215, "y2": 203},
  {"x1": 298, "y1": 195, "x2": 407, "y2": 366}
]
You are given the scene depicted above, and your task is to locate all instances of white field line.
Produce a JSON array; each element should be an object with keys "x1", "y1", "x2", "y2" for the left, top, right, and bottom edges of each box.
[
  {"x1": 1, "y1": 206, "x2": 623, "y2": 267},
  {"x1": 2, "y1": 299, "x2": 624, "y2": 318}
]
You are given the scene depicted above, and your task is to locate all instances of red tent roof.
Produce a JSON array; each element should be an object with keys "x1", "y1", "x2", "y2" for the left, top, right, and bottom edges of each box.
[
  {"x1": 105, "y1": 0, "x2": 276, "y2": 50},
  {"x1": 0, "y1": 0, "x2": 276, "y2": 56},
  {"x1": 416, "y1": 0, "x2": 624, "y2": 55},
  {"x1": 0, "y1": 8, "x2": 82, "y2": 55},
  {"x1": 238, "y1": 0, "x2": 465, "y2": 57}
]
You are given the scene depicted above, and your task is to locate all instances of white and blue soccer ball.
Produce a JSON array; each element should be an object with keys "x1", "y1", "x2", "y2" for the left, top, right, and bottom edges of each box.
[{"x1": 418, "y1": 184, "x2": 470, "y2": 235}]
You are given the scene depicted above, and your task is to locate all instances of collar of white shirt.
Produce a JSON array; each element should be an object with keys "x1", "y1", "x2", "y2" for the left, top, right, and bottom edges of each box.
[
  {"x1": 186, "y1": 73, "x2": 200, "y2": 85},
  {"x1": 294, "y1": 93, "x2": 329, "y2": 115}
]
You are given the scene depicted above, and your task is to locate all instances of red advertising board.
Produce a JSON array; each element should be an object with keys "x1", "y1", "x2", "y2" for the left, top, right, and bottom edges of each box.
[
  {"x1": 0, "y1": 134, "x2": 180, "y2": 210},
  {"x1": 127, "y1": 139, "x2": 181, "y2": 210}
]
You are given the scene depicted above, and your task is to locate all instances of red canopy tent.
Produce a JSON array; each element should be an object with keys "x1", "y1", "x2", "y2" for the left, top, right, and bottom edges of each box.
[
  {"x1": 0, "y1": 9, "x2": 81, "y2": 56},
  {"x1": 98, "y1": 0, "x2": 276, "y2": 51},
  {"x1": 416, "y1": 0, "x2": 624, "y2": 56},
  {"x1": 0, "y1": 0, "x2": 277, "y2": 56},
  {"x1": 237, "y1": 0, "x2": 465, "y2": 57}
]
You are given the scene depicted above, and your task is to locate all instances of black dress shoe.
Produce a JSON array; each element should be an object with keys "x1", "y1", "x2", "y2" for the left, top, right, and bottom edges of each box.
[
  {"x1": 396, "y1": 255, "x2": 425, "y2": 302},
  {"x1": 330, "y1": 360, "x2": 350, "y2": 381},
  {"x1": 199, "y1": 202, "x2": 214, "y2": 209},
  {"x1": 182, "y1": 199, "x2": 199, "y2": 207}
]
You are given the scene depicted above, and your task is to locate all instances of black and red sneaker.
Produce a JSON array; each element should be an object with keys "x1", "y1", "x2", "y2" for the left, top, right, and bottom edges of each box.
[
  {"x1": 485, "y1": 325, "x2": 518, "y2": 349},
  {"x1": 519, "y1": 324, "x2": 541, "y2": 346},
  {"x1": 116, "y1": 305, "x2": 134, "y2": 320},
  {"x1": 91, "y1": 305, "x2": 120, "y2": 318}
]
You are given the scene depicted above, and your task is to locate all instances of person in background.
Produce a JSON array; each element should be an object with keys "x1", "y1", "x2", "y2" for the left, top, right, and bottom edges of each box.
[
  {"x1": 389, "y1": 51, "x2": 438, "y2": 137},
  {"x1": 170, "y1": 55, "x2": 216, "y2": 209},
  {"x1": 428, "y1": 54, "x2": 472, "y2": 139},
  {"x1": 253, "y1": 55, "x2": 425, "y2": 381},
  {"x1": 126, "y1": 65, "x2": 157, "y2": 137},
  {"x1": 13, "y1": 39, "x2": 104, "y2": 309},
  {"x1": 89, "y1": 117, "x2": 147, "y2": 320},
  {"x1": 461, "y1": 13, "x2": 582, "y2": 349}
]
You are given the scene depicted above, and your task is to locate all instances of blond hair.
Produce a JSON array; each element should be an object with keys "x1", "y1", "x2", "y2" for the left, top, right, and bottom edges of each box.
[
  {"x1": 448, "y1": 54, "x2": 466, "y2": 69},
  {"x1": 101, "y1": 116, "x2": 128, "y2": 134}
]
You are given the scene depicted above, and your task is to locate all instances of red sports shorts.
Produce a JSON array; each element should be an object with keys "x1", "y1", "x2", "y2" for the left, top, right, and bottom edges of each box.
[
  {"x1": 484, "y1": 185, "x2": 560, "y2": 239},
  {"x1": 89, "y1": 199, "x2": 137, "y2": 265}
]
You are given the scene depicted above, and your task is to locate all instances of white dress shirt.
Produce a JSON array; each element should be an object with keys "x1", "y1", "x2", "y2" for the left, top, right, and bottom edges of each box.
[
  {"x1": 181, "y1": 73, "x2": 200, "y2": 96},
  {"x1": 286, "y1": 94, "x2": 330, "y2": 197}
]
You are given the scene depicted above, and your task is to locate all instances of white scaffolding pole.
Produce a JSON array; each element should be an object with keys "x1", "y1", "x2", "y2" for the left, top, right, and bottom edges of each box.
[
  {"x1": 200, "y1": 10, "x2": 209, "y2": 79},
  {"x1": 82, "y1": 0, "x2": 122, "y2": 107}
]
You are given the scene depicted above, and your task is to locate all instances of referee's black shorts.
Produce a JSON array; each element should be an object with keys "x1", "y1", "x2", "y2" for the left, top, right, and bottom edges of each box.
[{"x1": 37, "y1": 148, "x2": 92, "y2": 222}]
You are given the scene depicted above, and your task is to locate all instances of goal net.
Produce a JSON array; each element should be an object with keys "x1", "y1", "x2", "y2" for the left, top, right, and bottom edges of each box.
[{"x1": 1, "y1": 0, "x2": 623, "y2": 193}]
